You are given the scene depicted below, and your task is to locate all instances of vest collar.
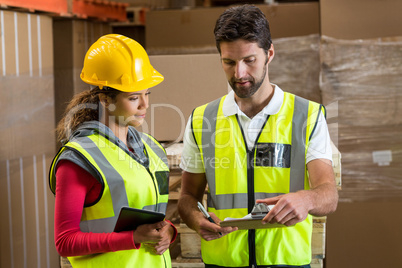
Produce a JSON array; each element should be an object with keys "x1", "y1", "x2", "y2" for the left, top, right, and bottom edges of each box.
[{"x1": 69, "y1": 121, "x2": 148, "y2": 167}]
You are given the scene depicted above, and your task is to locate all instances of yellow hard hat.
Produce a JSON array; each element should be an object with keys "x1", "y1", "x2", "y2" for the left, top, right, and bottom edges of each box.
[{"x1": 80, "y1": 34, "x2": 163, "y2": 92}]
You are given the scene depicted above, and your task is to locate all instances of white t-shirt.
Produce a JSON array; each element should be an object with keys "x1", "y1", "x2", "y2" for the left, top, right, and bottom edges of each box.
[{"x1": 180, "y1": 85, "x2": 332, "y2": 173}]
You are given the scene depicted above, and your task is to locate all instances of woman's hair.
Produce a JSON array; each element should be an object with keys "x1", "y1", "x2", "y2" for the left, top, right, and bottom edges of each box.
[
  {"x1": 56, "y1": 86, "x2": 120, "y2": 143},
  {"x1": 214, "y1": 4, "x2": 272, "y2": 54}
]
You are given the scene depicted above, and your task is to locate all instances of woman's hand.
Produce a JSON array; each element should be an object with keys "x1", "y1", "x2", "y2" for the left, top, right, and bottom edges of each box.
[{"x1": 133, "y1": 221, "x2": 173, "y2": 255}]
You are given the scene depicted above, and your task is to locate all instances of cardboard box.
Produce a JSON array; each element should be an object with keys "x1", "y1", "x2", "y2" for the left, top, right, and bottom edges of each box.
[
  {"x1": 146, "y1": 3, "x2": 320, "y2": 51},
  {"x1": 146, "y1": 7, "x2": 224, "y2": 51},
  {"x1": 0, "y1": 11, "x2": 54, "y2": 159},
  {"x1": 0, "y1": 154, "x2": 57, "y2": 268},
  {"x1": 0, "y1": 10, "x2": 59, "y2": 268},
  {"x1": 326, "y1": 199, "x2": 402, "y2": 268},
  {"x1": 269, "y1": 34, "x2": 321, "y2": 103},
  {"x1": 141, "y1": 54, "x2": 228, "y2": 142},
  {"x1": 320, "y1": 0, "x2": 402, "y2": 39},
  {"x1": 320, "y1": 36, "x2": 402, "y2": 202},
  {"x1": 53, "y1": 19, "x2": 111, "y2": 129}
]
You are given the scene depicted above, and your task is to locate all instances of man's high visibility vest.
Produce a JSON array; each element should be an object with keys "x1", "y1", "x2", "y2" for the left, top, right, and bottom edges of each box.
[
  {"x1": 191, "y1": 92, "x2": 325, "y2": 267},
  {"x1": 49, "y1": 130, "x2": 171, "y2": 268}
]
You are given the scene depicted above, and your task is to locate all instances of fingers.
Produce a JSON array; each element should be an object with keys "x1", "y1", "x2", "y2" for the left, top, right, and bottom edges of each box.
[
  {"x1": 144, "y1": 237, "x2": 170, "y2": 255},
  {"x1": 152, "y1": 220, "x2": 168, "y2": 230},
  {"x1": 134, "y1": 221, "x2": 169, "y2": 244},
  {"x1": 198, "y1": 216, "x2": 237, "y2": 241},
  {"x1": 199, "y1": 229, "x2": 221, "y2": 241},
  {"x1": 154, "y1": 245, "x2": 168, "y2": 255},
  {"x1": 144, "y1": 223, "x2": 174, "y2": 255},
  {"x1": 256, "y1": 196, "x2": 279, "y2": 205},
  {"x1": 138, "y1": 228, "x2": 172, "y2": 255},
  {"x1": 261, "y1": 195, "x2": 307, "y2": 226},
  {"x1": 144, "y1": 243, "x2": 168, "y2": 255},
  {"x1": 199, "y1": 217, "x2": 222, "y2": 233},
  {"x1": 262, "y1": 209, "x2": 294, "y2": 226}
]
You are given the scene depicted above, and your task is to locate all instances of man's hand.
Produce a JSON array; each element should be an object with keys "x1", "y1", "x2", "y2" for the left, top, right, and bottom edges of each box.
[
  {"x1": 178, "y1": 172, "x2": 238, "y2": 241},
  {"x1": 197, "y1": 212, "x2": 237, "y2": 241},
  {"x1": 256, "y1": 158, "x2": 338, "y2": 226},
  {"x1": 256, "y1": 192, "x2": 311, "y2": 226}
]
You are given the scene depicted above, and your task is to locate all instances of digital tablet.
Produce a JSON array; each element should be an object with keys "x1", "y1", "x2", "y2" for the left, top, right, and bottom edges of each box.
[{"x1": 113, "y1": 207, "x2": 165, "y2": 232}]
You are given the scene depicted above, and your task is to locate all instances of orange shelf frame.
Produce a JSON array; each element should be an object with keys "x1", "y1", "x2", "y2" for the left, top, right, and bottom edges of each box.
[
  {"x1": 0, "y1": 0, "x2": 68, "y2": 14},
  {"x1": 72, "y1": 0, "x2": 128, "y2": 22}
]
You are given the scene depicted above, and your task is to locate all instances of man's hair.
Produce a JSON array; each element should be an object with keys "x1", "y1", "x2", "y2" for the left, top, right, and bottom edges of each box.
[{"x1": 214, "y1": 4, "x2": 272, "y2": 54}]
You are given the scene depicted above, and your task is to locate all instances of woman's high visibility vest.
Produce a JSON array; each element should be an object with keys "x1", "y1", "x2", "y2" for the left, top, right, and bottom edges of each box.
[
  {"x1": 49, "y1": 130, "x2": 171, "y2": 268},
  {"x1": 191, "y1": 92, "x2": 325, "y2": 267}
]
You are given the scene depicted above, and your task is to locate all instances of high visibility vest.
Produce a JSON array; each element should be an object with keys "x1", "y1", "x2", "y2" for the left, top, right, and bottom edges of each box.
[
  {"x1": 49, "y1": 130, "x2": 171, "y2": 268},
  {"x1": 191, "y1": 92, "x2": 325, "y2": 267}
]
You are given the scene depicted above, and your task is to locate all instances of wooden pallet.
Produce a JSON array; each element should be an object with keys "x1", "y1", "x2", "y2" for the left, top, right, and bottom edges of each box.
[{"x1": 172, "y1": 257, "x2": 204, "y2": 268}]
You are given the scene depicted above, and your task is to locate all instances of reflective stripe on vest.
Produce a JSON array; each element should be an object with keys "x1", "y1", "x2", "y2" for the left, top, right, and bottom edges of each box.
[{"x1": 191, "y1": 92, "x2": 323, "y2": 266}]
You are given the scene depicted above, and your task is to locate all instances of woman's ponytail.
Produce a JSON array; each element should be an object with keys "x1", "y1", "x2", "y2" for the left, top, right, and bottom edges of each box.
[{"x1": 55, "y1": 87, "x2": 119, "y2": 143}]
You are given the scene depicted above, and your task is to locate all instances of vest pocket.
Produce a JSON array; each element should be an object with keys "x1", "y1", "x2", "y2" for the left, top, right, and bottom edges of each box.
[
  {"x1": 155, "y1": 171, "x2": 169, "y2": 194},
  {"x1": 255, "y1": 143, "x2": 291, "y2": 168}
]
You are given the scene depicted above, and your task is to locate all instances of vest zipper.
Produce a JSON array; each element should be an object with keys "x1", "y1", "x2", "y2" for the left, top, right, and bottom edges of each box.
[
  {"x1": 236, "y1": 115, "x2": 258, "y2": 267},
  {"x1": 236, "y1": 113, "x2": 271, "y2": 267},
  {"x1": 247, "y1": 151, "x2": 257, "y2": 268},
  {"x1": 146, "y1": 168, "x2": 159, "y2": 210}
]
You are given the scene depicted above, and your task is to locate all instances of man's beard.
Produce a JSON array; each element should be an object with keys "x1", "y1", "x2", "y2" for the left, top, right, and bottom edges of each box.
[{"x1": 229, "y1": 63, "x2": 267, "y2": 99}]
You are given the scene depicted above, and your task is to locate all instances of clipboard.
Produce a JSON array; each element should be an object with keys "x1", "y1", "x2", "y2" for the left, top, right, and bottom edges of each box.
[
  {"x1": 219, "y1": 204, "x2": 291, "y2": 230},
  {"x1": 113, "y1": 207, "x2": 165, "y2": 232},
  {"x1": 220, "y1": 219, "x2": 288, "y2": 230}
]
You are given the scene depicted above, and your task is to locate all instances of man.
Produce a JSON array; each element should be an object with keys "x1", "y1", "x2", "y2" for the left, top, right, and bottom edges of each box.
[{"x1": 178, "y1": 5, "x2": 338, "y2": 268}]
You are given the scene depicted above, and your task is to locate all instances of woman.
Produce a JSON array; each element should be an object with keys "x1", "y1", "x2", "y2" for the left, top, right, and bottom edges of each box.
[{"x1": 49, "y1": 34, "x2": 176, "y2": 267}]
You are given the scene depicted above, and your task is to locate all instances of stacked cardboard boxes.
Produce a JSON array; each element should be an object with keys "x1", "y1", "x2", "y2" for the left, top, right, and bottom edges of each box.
[
  {"x1": 0, "y1": 10, "x2": 59, "y2": 268},
  {"x1": 319, "y1": 0, "x2": 402, "y2": 267},
  {"x1": 320, "y1": 36, "x2": 402, "y2": 202},
  {"x1": 146, "y1": 2, "x2": 320, "y2": 52},
  {"x1": 320, "y1": 0, "x2": 402, "y2": 40},
  {"x1": 320, "y1": 36, "x2": 402, "y2": 268}
]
